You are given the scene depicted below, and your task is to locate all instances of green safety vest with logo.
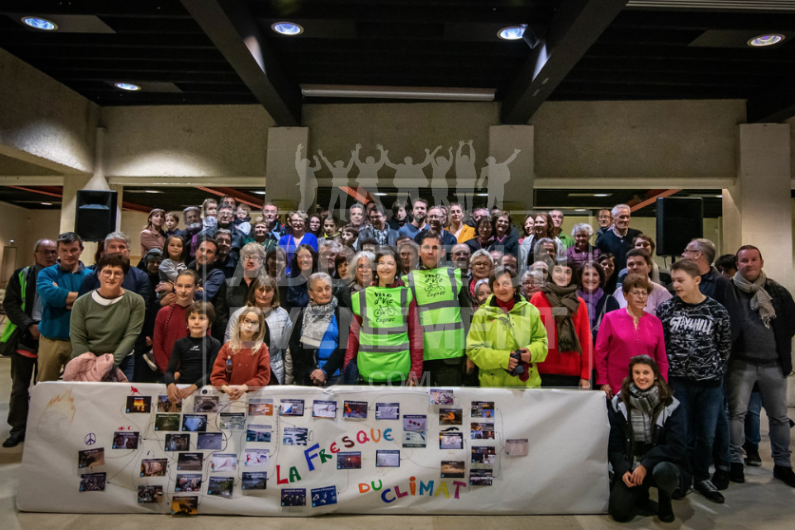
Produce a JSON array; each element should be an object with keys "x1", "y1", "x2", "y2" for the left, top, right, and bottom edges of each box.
[
  {"x1": 352, "y1": 287, "x2": 413, "y2": 383},
  {"x1": 403, "y1": 267, "x2": 465, "y2": 361},
  {"x1": 0, "y1": 266, "x2": 30, "y2": 354}
]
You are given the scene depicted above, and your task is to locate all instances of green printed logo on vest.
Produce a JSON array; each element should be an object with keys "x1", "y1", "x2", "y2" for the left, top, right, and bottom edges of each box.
[
  {"x1": 373, "y1": 291, "x2": 400, "y2": 326},
  {"x1": 420, "y1": 271, "x2": 448, "y2": 299}
]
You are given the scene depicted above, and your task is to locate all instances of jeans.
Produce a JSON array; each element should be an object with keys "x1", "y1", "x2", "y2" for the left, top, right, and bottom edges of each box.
[
  {"x1": 119, "y1": 355, "x2": 135, "y2": 383},
  {"x1": 609, "y1": 461, "x2": 680, "y2": 522},
  {"x1": 669, "y1": 377, "x2": 724, "y2": 482},
  {"x1": 745, "y1": 391, "x2": 763, "y2": 446},
  {"x1": 727, "y1": 360, "x2": 792, "y2": 467}
]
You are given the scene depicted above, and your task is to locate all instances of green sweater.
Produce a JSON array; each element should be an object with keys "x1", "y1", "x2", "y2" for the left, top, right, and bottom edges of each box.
[{"x1": 70, "y1": 290, "x2": 145, "y2": 364}]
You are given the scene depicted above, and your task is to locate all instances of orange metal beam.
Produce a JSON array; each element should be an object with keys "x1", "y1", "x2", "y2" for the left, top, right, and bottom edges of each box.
[
  {"x1": 630, "y1": 189, "x2": 681, "y2": 213},
  {"x1": 195, "y1": 186, "x2": 262, "y2": 210}
]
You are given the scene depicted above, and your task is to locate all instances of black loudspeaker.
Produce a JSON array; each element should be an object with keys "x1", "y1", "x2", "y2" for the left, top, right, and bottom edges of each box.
[
  {"x1": 655, "y1": 197, "x2": 703, "y2": 256},
  {"x1": 76, "y1": 190, "x2": 118, "y2": 242}
]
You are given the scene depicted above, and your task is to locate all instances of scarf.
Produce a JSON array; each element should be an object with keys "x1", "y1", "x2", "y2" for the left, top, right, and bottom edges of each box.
[
  {"x1": 734, "y1": 270, "x2": 776, "y2": 328},
  {"x1": 300, "y1": 297, "x2": 338, "y2": 349},
  {"x1": 627, "y1": 383, "x2": 661, "y2": 445},
  {"x1": 543, "y1": 283, "x2": 582, "y2": 353},
  {"x1": 577, "y1": 288, "x2": 604, "y2": 330}
]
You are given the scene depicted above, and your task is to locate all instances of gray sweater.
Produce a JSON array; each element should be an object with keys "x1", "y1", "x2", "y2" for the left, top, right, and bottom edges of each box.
[{"x1": 70, "y1": 290, "x2": 145, "y2": 364}]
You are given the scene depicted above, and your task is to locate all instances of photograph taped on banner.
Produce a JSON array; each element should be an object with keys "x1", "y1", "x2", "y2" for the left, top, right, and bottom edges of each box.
[
  {"x1": 280, "y1": 399, "x2": 305, "y2": 416},
  {"x1": 505, "y1": 439, "x2": 529, "y2": 457},
  {"x1": 172, "y1": 496, "x2": 198, "y2": 515},
  {"x1": 246, "y1": 424, "x2": 272, "y2": 443},
  {"x1": 182, "y1": 414, "x2": 208, "y2": 432},
  {"x1": 430, "y1": 389, "x2": 455, "y2": 405},
  {"x1": 244, "y1": 448, "x2": 269, "y2": 467},
  {"x1": 219, "y1": 412, "x2": 246, "y2": 431},
  {"x1": 337, "y1": 451, "x2": 362, "y2": 470},
  {"x1": 157, "y1": 395, "x2": 181, "y2": 413},
  {"x1": 470, "y1": 468, "x2": 493, "y2": 486},
  {"x1": 376, "y1": 450, "x2": 401, "y2": 468},
  {"x1": 242, "y1": 472, "x2": 267, "y2": 490},
  {"x1": 248, "y1": 398, "x2": 274, "y2": 416},
  {"x1": 125, "y1": 396, "x2": 151, "y2": 414},
  {"x1": 440, "y1": 429, "x2": 464, "y2": 450},
  {"x1": 177, "y1": 452, "x2": 203, "y2": 471},
  {"x1": 112, "y1": 432, "x2": 139, "y2": 450},
  {"x1": 343, "y1": 400, "x2": 368, "y2": 419},
  {"x1": 164, "y1": 434, "x2": 190, "y2": 452},
  {"x1": 441, "y1": 460, "x2": 466, "y2": 478},
  {"x1": 197, "y1": 432, "x2": 224, "y2": 450},
  {"x1": 154, "y1": 413, "x2": 181, "y2": 431},
  {"x1": 470, "y1": 422, "x2": 495, "y2": 440},
  {"x1": 193, "y1": 396, "x2": 219, "y2": 413},
  {"x1": 211, "y1": 453, "x2": 237, "y2": 472},
  {"x1": 207, "y1": 476, "x2": 234, "y2": 497},
  {"x1": 175, "y1": 473, "x2": 203, "y2": 493},
  {"x1": 311, "y1": 486, "x2": 338, "y2": 507},
  {"x1": 140, "y1": 458, "x2": 167, "y2": 477},
  {"x1": 137, "y1": 485, "x2": 163, "y2": 504},
  {"x1": 79, "y1": 472, "x2": 106, "y2": 492},
  {"x1": 470, "y1": 401, "x2": 495, "y2": 420},
  {"x1": 283, "y1": 427, "x2": 308, "y2": 446},
  {"x1": 471, "y1": 446, "x2": 496, "y2": 465},
  {"x1": 375, "y1": 402, "x2": 400, "y2": 420},
  {"x1": 439, "y1": 408, "x2": 463, "y2": 425},
  {"x1": 281, "y1": 488, "x2": 306, "y2": 507},
  {"x1": 78, "y1": 448, "x2": 104, "y2": 469},
  {"x1": 312, "y1": 400, "x2": 337, "y2": 418}
]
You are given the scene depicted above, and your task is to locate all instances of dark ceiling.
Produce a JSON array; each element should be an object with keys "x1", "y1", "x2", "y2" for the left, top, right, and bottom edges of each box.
[{"x1": 2, "y1": 0, "x2": 794, "y2": 122}]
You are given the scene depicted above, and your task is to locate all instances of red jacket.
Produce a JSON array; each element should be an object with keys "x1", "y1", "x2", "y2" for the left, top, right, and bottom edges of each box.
[
  {"x1": 153, "y1": 303, "x2": 190, "y2": 373},
  {"x1": 210, "y1": 343, "x2": 271, "y2": 389},
  {"x1": 529, "y1": 292, "x2": 594, "y2": 381},
  {"x1": 344, "y1": 280, "x2": 423, "y2": 379}
]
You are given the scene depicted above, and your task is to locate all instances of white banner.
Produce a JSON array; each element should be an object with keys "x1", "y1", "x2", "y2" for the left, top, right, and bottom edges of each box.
[{"x1": 17, "y1": 382, "x2": 609, "y2": 515}]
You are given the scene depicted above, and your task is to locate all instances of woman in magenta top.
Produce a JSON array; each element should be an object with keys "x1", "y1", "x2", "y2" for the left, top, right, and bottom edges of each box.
[{"x1": 595, "y1": 275, "x2": 667, "y2": 398}]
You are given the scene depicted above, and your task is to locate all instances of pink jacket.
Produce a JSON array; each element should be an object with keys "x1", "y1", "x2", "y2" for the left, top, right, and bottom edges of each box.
[
  {"x1": 63, "y1": 353, "x2": 129, "y2": 383},
  {"x1": 594, "y1": 309, "x2": 668, "y2": 392}
]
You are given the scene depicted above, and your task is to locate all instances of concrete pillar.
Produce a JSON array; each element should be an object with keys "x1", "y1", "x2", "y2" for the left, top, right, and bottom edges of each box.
[
  {"x1": 266, "y1": 127, "x2": 308, "y2": 213},
  {"x1": 488, "y1": 125, "x2": 534, "y2": 214},
  {"x1": 722, "y1": 124, "x2": 792, "y2": 290}
]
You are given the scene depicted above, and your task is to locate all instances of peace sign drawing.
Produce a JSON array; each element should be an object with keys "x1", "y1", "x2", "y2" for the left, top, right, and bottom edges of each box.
[{"x1": 85, "y1": 433, "x2": 97, "y2": 446}]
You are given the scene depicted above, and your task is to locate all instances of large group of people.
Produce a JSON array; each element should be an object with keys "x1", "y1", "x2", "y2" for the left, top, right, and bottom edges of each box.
[{"x1": 2, "y1": 195, "x2": 794, "y2": 523}]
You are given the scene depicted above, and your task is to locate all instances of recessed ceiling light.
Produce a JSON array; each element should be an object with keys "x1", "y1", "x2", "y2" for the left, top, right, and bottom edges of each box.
[
  {"x1": 253, "y1": 191, "x2": 266, "y2": 195},
  {"x1": 568, "y1": 193, "x2": 613, "y2": 198},
  {"x1": 715, "y1": 195, "x2": 723, "y2": 198},
  {"x1": 477, "y1": 193, "x2": 489, "y2": 197},
  {"x1": 41, "y1": 202, "x2": 52, "y2": 206},
  {"x1": 22, "y1": 17, "x2": 58, "y2": 31},
  {"x1": 271, "y1": 22, "x2": 303, "y2": 36},
  {"x1": 144, "y1": 190, "x2": 163, "y2": 194},
  {"x1": 575, "y1": 209, "x2": 587, "y2": 212},
  {"x1": 748, "y1": 34, "x2": 785, "y2": 47},
  {"x1": 498, "y1": 26, "x2": 525, "y2": 41},
  {"x1": 374, "y1": 193, "x2": 387, "y2": 196},
  {"x1": 115, "y1": 82, "x2": 141, "y2": 91}
]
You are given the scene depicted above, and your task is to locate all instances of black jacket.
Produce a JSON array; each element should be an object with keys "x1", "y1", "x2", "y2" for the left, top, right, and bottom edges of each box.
[
  {"x1": 699, "y1": 267, "x2": 740, "y2": 342},
  {"x1": 732, "y1": 278, "x2": 795, "y2": 374},
  {"x1": 289, "y1": 303, "x2": 351, "y2": 386},
  {"x1": 1, "y1": 265, "x2": 40, "y2": 355},
  {"x1": 608, "y1": 394, "x2": 689, "y2": 484}
]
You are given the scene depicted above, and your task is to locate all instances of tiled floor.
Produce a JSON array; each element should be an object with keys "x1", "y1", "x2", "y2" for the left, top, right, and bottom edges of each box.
[{"x1": 0, "y1": 357, "x2": 793, "y2": 529}]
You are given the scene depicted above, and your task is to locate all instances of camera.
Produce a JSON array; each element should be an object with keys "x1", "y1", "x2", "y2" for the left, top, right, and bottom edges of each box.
[{"x1": 506, "y1": 351, "x2": 524, "y2": 377}]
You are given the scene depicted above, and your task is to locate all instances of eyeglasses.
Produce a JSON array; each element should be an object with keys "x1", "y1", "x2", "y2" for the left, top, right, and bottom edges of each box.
[
  {"x1": 100, "y1": 270, "x2": 124, "y2": 279},
  {"x1": 243, "y1": 256, "x2": 261, "y2": 263}
]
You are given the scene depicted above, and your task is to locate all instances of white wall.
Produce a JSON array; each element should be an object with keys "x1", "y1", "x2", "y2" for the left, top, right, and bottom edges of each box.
[{"x1": 0, "y1": 204, "x2": 61, "y2": 285}]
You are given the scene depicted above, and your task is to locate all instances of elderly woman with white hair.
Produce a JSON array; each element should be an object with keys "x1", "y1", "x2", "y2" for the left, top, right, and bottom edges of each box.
[
  {"x1": 335, "y1": 250, "x2": 375, "y2": 309},
  {"x1": 468, "y1": 249, "x2": 494, "y2": 298},
  {"x1": 289, "y1": 272, "x2": 351, "y2": 386},
  {"x1": 227, "y1": 242, "x2": 268, "y2": 310},
  {"x1": 566, "y1": 222, "x2": 601, "y2": 270}
]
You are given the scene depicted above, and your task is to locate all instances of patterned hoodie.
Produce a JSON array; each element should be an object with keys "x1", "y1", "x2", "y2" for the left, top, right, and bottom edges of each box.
[{"x1": 657, "y1": 296, "x2": 731, "y2": 383}]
